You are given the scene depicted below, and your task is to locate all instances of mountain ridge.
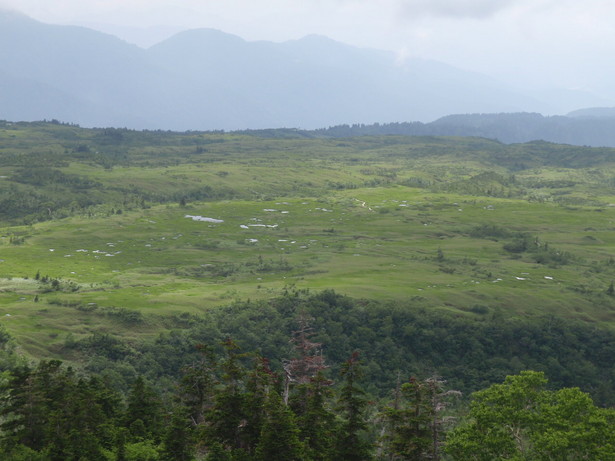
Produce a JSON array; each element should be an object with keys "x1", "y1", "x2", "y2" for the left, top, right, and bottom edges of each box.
[
  {"x1": 307, "y1": 112, "x2": 615, "y2": 147},
  {"x1": 0, "y1": 10, "x2": 608, "y2": 130},
  {"x1": 2, "y1": 9, "x2": 609, "y2": 131}
]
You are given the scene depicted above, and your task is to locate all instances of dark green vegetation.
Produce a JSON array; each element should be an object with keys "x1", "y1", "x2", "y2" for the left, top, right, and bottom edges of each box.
[
  {"x1": 445, "y1": 370, "x2": 615, "y2": 460},
  {"x1": 3, "y1": 122, "x2": 615, "y2": 458},
  {"x1": 1, "y1": 320, "x2": 614, "y2": 460}
]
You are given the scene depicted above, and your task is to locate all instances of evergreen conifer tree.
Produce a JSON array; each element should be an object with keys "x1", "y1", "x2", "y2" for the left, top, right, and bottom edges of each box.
[
  {"x1": 335, "y1": 352, "x2": 373, "y2": 461},
  {"x1": 160, "y1": 407, "x2": 194, "y2": 461},
  {"x1": 124, "y1": 376, "x2": 164, "y2": 441},
  {"x1": 255, "y1": 391, "x2": 305, "y2": 461}
]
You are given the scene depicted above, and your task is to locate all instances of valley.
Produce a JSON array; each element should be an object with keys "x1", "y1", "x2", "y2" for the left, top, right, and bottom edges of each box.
[{"x1": 2, "y1": 122, "x2": 615, "y2": 358}]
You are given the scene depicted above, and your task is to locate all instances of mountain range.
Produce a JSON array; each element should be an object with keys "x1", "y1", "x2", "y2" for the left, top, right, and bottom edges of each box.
[
  {"x1": 303, "y1": 111, "x2": 615, "y2": 147},
  {"x1": 2, "y1": 8, "x2": 614, "y2": 134}
]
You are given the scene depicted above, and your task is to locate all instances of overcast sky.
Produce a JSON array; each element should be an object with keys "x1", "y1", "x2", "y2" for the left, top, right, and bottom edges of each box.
[{"x1": 2, "y1": 0, "x2": 615, "y2": 96}]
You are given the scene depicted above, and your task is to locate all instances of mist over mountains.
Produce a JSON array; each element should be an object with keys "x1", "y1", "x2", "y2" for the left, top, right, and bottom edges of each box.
[
  {"x1": 308, "y1": 112, "x2": 615, "y2": 147},
  {"x1": 1, "y1": 8, "x2": 615, "y2": 145}
]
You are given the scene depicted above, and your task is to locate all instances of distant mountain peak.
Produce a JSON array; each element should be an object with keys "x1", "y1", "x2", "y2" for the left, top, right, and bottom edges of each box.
[
  {"x1": 1, "y1": 8, "x2": 614, "y2": 134},
  {"x1": 284, "y1": 33, "x2": 358, "y2": 52},
  {"x1": 0, "y1": 7, "x2": 36, "y2": 23},
  {"x1": 296, "y1": 34, "x2": 341, "y2": 43},
  {"x1": 152, "y1": 27, "x2": 246, "y2": 45}
]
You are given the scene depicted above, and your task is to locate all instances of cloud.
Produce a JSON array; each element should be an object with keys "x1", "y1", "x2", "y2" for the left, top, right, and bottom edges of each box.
[{"x1": 397, "y1": 0, "x2": 518, "y2": 19}]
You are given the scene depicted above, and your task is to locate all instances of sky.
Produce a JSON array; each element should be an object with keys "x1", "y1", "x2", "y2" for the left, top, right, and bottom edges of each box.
[{"x1": 2, "y1": 0, "x2": 615, "y2": 97}]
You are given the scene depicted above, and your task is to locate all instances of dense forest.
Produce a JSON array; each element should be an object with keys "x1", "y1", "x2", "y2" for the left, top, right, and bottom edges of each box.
[{"x1": 2, "y1": 290, "x2": 615, "y2": 459}]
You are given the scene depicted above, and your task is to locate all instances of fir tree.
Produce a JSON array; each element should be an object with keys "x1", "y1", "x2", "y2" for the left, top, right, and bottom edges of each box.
[
  {"x1": 285, "y1": 313, "x2": 336, "y2": 459},
  {"x1": 255, "y1": 392, "x2": 305, "y2": 461},
  {"x1": 115, "y1": 428, "x2": 128, "y2": 461},
  {"x1": 178, "y1": 343, "x2": 218, "y2": 427},
  {"x1": 202, "y1": 338, "x2": 250, "y2": 452},
  {"x1": 242, "y1": 355, "x2": 279, "y2": 455},
  {"x1": 0, "y1": 361, "x2": 120, "y2": 460},
  {"x1": 293, "y1": 371, "x2": 336, "y2": 461},
  {"x1": 160, "y1": 407, "x2": 194, "y2": 461},
  {"x1": 335, "y1": 352, "x2": 373, "y2": 461},
  {"x1": 124, "y1": 376, "x2": 164, "y2": 441},
  {"x1": 380, "y1": 376, "x2": 459, "y2": 460}
]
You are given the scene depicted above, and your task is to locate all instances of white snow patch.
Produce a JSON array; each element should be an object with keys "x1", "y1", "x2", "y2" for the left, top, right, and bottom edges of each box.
[{"x1": 185, "y1": 215, "x2": 224, "y2": 223}]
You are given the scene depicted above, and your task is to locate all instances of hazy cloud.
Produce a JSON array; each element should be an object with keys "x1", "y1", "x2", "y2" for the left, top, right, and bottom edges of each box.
[
  {"x1": 2, "y1": 0, "x2": 615, "y2": 97},
  {"x1": 396, "y1": 0, "x2": 518, "y2": 19}
]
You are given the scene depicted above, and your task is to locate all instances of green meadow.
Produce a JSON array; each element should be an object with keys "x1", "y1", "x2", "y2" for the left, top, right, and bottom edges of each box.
[{"x1": 2, "y1": 121, "x2": 615, "y2": 358}]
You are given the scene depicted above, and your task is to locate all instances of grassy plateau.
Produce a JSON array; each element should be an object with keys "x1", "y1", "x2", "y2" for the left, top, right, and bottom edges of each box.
[{"x1": 2, "y1": 121, "x2": 615, "y2": 359}]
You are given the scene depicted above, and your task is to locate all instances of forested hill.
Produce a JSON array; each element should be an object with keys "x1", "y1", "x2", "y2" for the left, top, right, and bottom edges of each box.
[{"x1": 308, "y1": 111, "x2": 615, "y2": 147}]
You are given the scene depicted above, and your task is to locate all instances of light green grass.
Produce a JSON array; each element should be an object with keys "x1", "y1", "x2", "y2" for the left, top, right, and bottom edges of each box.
[
  {"x1": 3, "y1": 186, "x2": 615, "y2": 359},
  {"x1": 3, "y1": 126, "x2": 615, "y2": 359}
]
